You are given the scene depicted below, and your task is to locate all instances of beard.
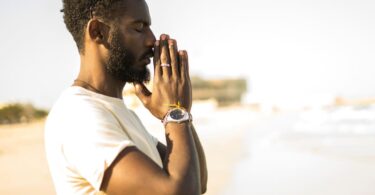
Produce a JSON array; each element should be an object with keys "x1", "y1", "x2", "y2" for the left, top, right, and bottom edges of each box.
[{"x1": 105, "y1": 28, "x2": 150, "y2": 83}]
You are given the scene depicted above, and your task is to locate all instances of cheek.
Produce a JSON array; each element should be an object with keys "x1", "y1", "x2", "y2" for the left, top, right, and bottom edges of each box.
[{"x1": 124, "y1": 31, "x2": 146, "y2": 51}]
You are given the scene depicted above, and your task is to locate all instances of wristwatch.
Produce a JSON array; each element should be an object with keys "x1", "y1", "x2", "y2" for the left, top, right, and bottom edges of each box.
[{"x1": 162, "y1": 107, "x2": 192, "y2": 126}]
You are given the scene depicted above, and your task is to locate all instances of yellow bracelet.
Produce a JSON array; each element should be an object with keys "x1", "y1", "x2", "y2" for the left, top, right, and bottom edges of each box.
[{"x1": 164, "y1": 101, "x2": 184, "y2": 109}]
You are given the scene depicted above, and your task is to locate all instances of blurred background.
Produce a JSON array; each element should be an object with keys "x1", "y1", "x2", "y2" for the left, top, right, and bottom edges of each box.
[{"x1": 0, "y1": 0, "x2": 375, "y2": 194}]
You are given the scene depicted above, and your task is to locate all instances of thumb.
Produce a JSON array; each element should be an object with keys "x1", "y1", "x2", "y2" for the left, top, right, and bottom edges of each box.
[{"x1": 133, "y1": 82, "x2": 151, "y2": 106}]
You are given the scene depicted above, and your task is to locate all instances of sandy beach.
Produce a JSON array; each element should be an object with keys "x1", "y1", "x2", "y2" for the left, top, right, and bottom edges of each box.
[
  {"x1": 0, "y1": 121, "x2": 55, "y2": 194},
  {"x1": 0, "y1": 106, "x2": 252, "y2": 194}
]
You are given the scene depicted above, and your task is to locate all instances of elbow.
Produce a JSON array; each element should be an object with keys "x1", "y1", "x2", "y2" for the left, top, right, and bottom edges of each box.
[
  {"x1": 201, "y1": 170, "x2": 208, "y2": 194},
  {"x1": 201, "y1": 186, "x2": 207, "y2": 194},
  {"x1": 201, "y1": 178, "x2": 207, "y2": 194},
  {"x1": 167, "y1": 179, "x2": 201, "y2": 195}
]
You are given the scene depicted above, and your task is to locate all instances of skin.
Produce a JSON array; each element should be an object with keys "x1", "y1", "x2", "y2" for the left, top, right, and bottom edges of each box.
[{"x1": 72, "y1": 0, "x2": 207, "y2": 194}]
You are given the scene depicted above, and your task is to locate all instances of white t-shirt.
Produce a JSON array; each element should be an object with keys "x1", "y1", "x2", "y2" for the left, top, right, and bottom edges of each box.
[{"x1": 45, "y1": 86, "x2": 163, "y2": 195}]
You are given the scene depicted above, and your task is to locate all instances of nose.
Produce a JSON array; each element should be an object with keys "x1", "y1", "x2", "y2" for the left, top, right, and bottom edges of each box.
[{"x1": 145, "y1": 27, "x2": 156, "y2": 48}]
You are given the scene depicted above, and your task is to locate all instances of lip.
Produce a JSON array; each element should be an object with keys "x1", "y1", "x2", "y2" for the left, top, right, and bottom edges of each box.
[
  {"x1": 142, "y1": 50, "x2": 154, "y2": 58},
  {"x1": 146, "y1": 52, "x2": 154, "y2": 58},
  {"x1": 141, "y1": 51, "x2": 153, "y2": 65}
]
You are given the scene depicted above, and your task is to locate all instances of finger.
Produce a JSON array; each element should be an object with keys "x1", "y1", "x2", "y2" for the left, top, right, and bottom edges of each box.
[
  {"x1": 153, "y1": 40, "x2": 161, "y2": 79},
  {"x1": 184, "y1": 51, "x2": 190, "y2": 78},
  {"x1": 179, "y1": 50, "x2": 189, "y2": 79},
  {"x1": 133, "y1": 82, "x2": 151, "y2": 107},
  {"x1": 168, "y1": 39, "x2": 179, "y2": 79},
  {"x1": 183, "y1": 51, "x2": 192, "y2": 91},
  {"x1": 160, "y1": 34, "x2": 171, "y2": 79},
  {"x1": 181, "y1": 51, "x2": 193, "y2": 106}
]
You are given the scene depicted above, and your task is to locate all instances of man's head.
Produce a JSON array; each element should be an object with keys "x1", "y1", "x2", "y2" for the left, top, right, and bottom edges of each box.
[{"x1": 62, "y1": 0, "x2": 155, "y2": 83}]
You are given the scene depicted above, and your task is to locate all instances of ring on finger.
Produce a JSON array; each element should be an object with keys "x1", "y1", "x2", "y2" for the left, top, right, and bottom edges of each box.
[{"x1": 161, "y1": 63, "x2": 171, "y2": 67}]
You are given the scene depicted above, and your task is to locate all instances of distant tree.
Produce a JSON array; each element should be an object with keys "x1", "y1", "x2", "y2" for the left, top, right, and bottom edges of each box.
[
  {"x1": 34, "y1": 109, "x2": 49, "y2": 119},
  {"x1": 0, "y1": 103, "x2": 49, "y2": 124}
]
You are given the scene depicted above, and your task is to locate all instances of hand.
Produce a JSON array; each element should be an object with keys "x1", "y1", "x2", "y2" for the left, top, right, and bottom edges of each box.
[{"x1": 134, "y1": 34, "x2": 192, "y2": 120}]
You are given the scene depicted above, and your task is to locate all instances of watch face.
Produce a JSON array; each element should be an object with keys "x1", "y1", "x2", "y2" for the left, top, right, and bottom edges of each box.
[{"x1": 170, "y1": 109, "x2": 185, "y2": 120}]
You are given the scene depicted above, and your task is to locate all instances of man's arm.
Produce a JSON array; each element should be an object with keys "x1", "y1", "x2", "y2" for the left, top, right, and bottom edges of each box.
[
  {"x1": 101, "y1": 122, "x2": 200, "y2": 195},
  {"x1": 157, "y1": 124, "x2": 208, "y2": 194},
  {"x1": 191, "y1": 124, "x2": 208, "y2": 193},
  {"x1": 101, "y1": 35, "x2": 202, "y2": 194}
]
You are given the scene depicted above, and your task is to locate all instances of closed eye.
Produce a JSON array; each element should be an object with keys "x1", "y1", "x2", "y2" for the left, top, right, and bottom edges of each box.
[{"x1": 134, "y1": 23, "x2": 145, "y2": 32}]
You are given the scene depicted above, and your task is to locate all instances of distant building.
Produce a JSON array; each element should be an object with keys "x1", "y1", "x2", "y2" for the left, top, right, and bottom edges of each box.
[{"x1": 191, "y1": 76, "x2": 247, "y2": 106}]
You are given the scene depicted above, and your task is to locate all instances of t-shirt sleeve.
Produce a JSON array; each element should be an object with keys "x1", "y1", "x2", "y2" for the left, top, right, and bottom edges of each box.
[
  {"x1": 150, "y1": 134, "x2": 159, "y2": 147},
  {"x1": 128, "y1": 109, "x2": 159, "y2": 147},
  {"x1": 62, "y1": 101, "x2": 135, "y2": 191}
]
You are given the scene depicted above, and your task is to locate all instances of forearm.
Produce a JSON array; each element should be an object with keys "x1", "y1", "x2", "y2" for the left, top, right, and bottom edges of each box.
[
  {"x1": 191, "y1": 124, "x2": 208, "y2": 193},
  {"x1": 164, "y1": 122, "x2": 201, "y2": 195}
]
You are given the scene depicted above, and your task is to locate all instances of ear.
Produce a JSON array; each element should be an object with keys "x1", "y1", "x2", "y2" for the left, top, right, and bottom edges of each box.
[{"x1": 87, "y1": 19, "x2": 110, "y2": 44}]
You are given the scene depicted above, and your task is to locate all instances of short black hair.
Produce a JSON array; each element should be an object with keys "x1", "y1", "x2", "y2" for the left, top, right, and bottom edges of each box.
[{"x1": 61, "y1": 0, "x2": 127, "y2": 54}]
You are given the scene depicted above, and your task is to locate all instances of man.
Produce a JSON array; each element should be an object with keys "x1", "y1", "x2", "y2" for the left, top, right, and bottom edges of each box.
[{"x1": 44, "y1": 0, "x2": 207, "y2": 194}]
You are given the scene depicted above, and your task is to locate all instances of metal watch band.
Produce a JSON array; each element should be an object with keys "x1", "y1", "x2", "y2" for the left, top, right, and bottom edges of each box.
[{"x1": 161, "y1": 109, "x2": 193, "y2": 126}]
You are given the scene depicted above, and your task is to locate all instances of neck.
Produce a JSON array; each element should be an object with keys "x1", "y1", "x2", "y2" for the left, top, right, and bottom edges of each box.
[
  {"x1": 73, "y1": 54, "x2": 126, "y2": 99},
  {"x1": 74, "y1": 73, "x2": 126, "y2": 99}
]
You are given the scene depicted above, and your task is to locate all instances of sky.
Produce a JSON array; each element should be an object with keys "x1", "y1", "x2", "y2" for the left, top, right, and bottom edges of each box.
[{"x1": 0, "y1": 0, "x2": 374, "y2": 109}]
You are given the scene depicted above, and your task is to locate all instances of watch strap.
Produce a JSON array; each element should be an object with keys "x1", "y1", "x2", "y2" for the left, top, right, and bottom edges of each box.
[{"x1": 162, "y1": 108, "x2": 192, "y2": 126}]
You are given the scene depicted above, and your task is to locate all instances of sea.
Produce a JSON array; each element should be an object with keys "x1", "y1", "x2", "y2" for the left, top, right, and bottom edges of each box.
[{"x1": 223, "y1": 104, "x2": 375, "y2": 195}]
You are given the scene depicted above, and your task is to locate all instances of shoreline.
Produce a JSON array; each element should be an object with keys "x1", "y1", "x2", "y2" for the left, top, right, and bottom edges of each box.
[{"x1": 203, "y1": 125, "x2": 248, "y2": 195}]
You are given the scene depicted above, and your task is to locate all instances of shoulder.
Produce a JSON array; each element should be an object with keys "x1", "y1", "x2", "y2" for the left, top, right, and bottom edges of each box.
[
  {"x1": 50, "y1": 86, "x2": 116, "y2": 117},
  {"x1": 45, "y1": 87, "x2": 120, "y2": 135}
]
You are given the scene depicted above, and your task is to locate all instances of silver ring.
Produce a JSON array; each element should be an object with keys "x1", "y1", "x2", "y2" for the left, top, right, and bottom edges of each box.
[{"x1": 161, "y1": 63, "x2": 171, "y2": 67}]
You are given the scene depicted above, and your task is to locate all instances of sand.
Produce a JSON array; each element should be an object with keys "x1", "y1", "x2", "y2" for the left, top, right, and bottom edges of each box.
[
  {"x1": 203, "y1": 128, "x2": 247, "y2": 195},
  {"x1": 0, "y1": 120, "x2": 55, "y2": 194}
]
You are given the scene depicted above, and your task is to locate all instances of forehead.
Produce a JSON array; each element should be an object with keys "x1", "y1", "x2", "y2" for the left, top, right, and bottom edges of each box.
[{"x1": 117, "y1": 0, "x2": 151, "y2": 25}]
